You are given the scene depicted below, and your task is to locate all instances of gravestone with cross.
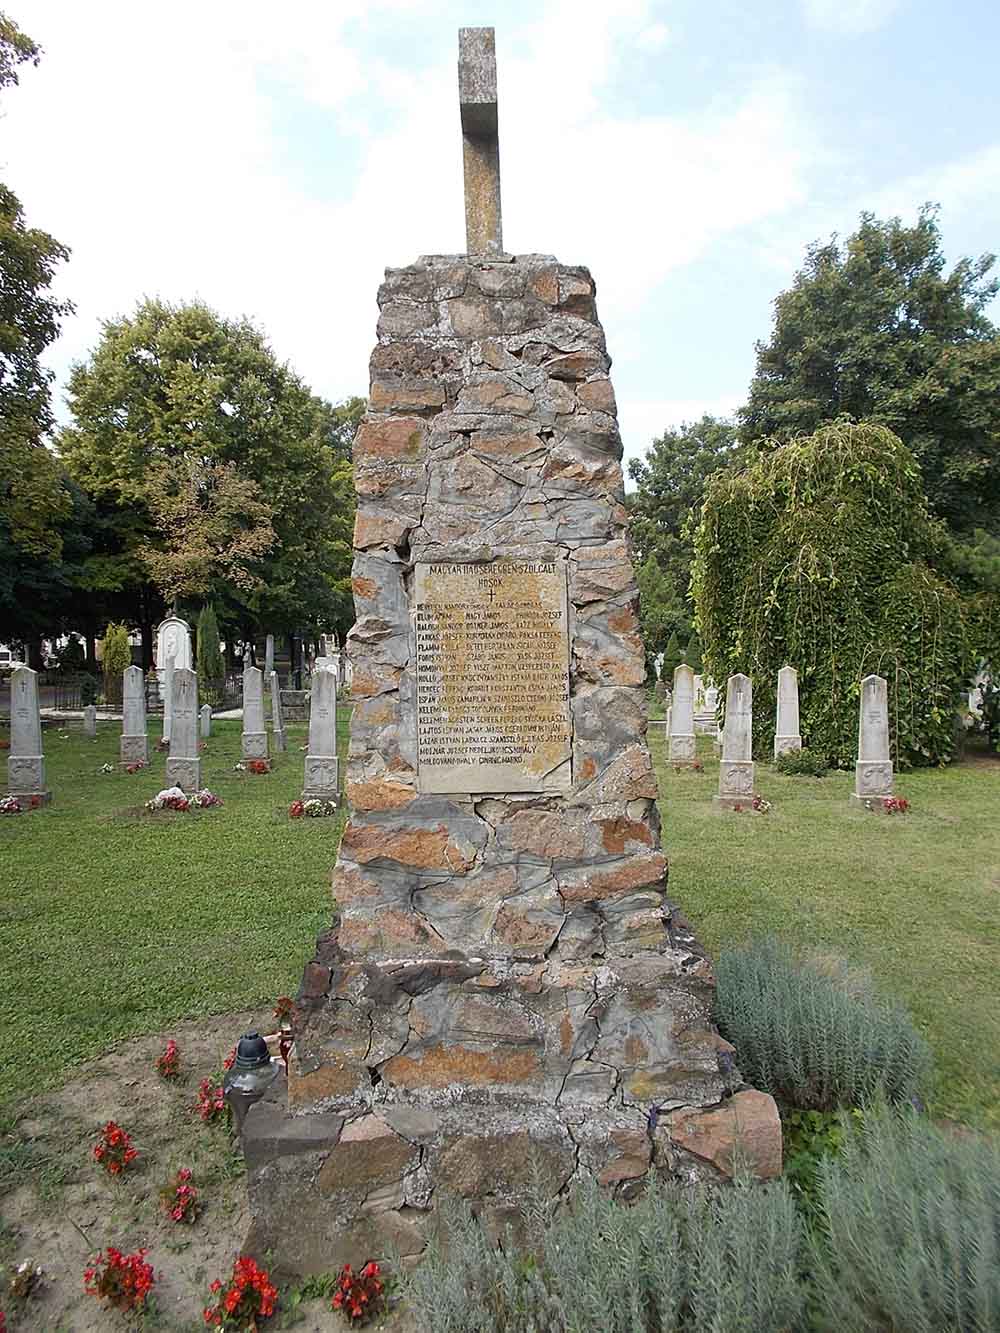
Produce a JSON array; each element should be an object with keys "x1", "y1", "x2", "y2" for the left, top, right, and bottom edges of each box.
[
  {"x1": 7, "y1": 666, "x2": 50, "y2": 805},
  {"x1": 242, "y1": 27, "x2": 779, "y2": 1276},
  {"x1": 165, "y1": 668, "x2": 201, "y2": 791}
]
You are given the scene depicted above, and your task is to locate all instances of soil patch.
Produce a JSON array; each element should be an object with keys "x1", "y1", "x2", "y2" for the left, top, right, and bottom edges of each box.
[{"x1": 0, "y1": 1010, "x2": 413, "y2": 1330}]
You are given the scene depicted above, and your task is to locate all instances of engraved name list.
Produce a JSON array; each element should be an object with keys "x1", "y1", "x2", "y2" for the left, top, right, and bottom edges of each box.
[{"x1": 415, "y1": 560, "x2": 571, "y2": 794}]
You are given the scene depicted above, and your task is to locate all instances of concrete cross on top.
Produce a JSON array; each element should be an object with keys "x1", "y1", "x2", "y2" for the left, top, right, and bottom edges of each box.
[{"x1": 458, "y1": 26, "x2": 503, "y2": 256}]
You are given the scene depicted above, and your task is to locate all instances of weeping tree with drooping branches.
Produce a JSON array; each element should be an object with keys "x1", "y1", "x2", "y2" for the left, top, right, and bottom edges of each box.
[{"x1": 691, "y1": 420, "x2": 980, "y2": 768}]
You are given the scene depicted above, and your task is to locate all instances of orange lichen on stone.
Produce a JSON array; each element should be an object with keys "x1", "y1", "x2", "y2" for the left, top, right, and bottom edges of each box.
[
  {"x1": 599, "y1": 817, "x2": 654, "y2": 854},
  {"x1": 558, "y1": 852, "x2": 667, "y2": 903},
  {"x1": 342, "y1": 822, "x2": 475, "y2": 871},
  {"x1": 382, "y1": 1044, "x2": 540, "y2": 1090},
  {"x1": 353, "y1": 415, "x2": 426, "y2": 460},
  {"x1": 346, "y1": 779, "x2": 416, "y2": 811}
]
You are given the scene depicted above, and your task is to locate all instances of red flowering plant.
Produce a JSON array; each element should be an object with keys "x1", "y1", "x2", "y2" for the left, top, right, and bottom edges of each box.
[
  {"x1": 883, "y1": 795, "x2": 910, "y2": 814},
  {"x1": 124, "y1": 760, "x2": 147, "y2": 774},
  {"x1": 246, "y1": 758, "x2": 270, "y2": 775},
  {"x1": 331, "y1": 1261, "x2": 384, "y2": 1324},
  {"x1": 195, "y1": 1077, "x2": 227, "y2": 1124},
  {"x1": 156, "y1": 1038, "x2": 181, "y2": 1079},
  {"x1": 160, "y1": 1166, "x2": 199, "y2": 1223},
  {"x1": 203, "y1": 1255, "x2": 278, "y2": 1329},
  {"x1": 288, "y1": 800, "x2": 304, "y2": 818},
  {"x1": 93, "y1": 1120, "x2": 138, "y2": 1176},
  {"x1": 84, "y1": 1247, "x2": 155, "y2": 1312}
]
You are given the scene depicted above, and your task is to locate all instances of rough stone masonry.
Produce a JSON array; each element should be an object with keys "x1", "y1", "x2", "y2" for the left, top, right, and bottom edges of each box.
[{"x1": 244, "y1": 29, "x2": 778, "y2": 1277}]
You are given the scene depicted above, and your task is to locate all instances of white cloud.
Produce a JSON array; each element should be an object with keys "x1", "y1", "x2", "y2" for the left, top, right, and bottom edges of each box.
[
  {"x1": 636, "y1": 21, "x2": 672, "y2": 51},
  {"x1": 3, "y1": 0, "x2": 815, "y2": 429},
  {"x1": 800, "y1": 0, "x2": 902, "y2": 35},
  {"x1": 619, "y1": 397, "x2": 744, "y2": 482}
]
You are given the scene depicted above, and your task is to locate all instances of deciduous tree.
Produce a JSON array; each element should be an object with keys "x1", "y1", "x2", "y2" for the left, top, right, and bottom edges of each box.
[{"x1": 742, "y1": 207, "x2": 1000, "y2": 536}]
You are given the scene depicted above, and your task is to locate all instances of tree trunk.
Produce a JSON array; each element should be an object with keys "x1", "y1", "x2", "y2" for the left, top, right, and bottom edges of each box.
[
  {"x1": 27, "y1": 638, "x2": 44, "y2": 671},
  {"x1": 140, "y1": 621, "x2": 153, "y2": 671},
  {"x1": 85, "y1": 631, "x2": 97, "y2": 669}
]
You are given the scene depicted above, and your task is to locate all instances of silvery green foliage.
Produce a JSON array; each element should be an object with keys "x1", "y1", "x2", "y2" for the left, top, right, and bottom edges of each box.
[
  {"x1": 541, "y1": 1179, "x2": 684, "y2": 1333},
  {"x1": 812, "y1": 1106, "x2": 1000, "y2": 1332},
  {"x1": 399, "y1": 1175, "x2": 806, "y2": 1333},
  {"x1": 714, "y1": 938, "x2": 932, "y2": 1110},
  {"x1": 685, "y1": 1175, "x2": 805, "y2": 1332}
]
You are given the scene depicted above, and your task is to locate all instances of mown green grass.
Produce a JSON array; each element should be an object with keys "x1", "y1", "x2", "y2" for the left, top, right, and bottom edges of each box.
[
  {"x1": 0, "y1": 717, "x2": 347, "y2": 1112},
  {"x1": 652, "y1": 733, "x2": 1000, "y2": 1129},
  {"x1": 2, "y1": 715, "x2": 997, "y2": 1131}
]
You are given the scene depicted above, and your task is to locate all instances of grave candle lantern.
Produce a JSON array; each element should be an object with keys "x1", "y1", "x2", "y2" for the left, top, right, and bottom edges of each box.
[{"x1": 223, "y1": 1032, "x2": 280, "y2": 1138}]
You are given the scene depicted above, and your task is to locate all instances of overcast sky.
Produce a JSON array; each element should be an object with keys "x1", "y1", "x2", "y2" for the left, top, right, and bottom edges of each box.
[{"x1": 4, "y1": 0, "x2": 999, "y2": 475}]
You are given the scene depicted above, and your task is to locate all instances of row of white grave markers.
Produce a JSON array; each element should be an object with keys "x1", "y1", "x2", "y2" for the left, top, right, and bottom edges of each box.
[{"x1": 665, "y1": 663, "x2": 895, "y2": 804}]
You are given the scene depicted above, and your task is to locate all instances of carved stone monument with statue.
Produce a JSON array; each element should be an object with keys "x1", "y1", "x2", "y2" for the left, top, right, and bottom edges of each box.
[{"x1": 242, "y1": 27, "x2": 779, "y2": 1275}]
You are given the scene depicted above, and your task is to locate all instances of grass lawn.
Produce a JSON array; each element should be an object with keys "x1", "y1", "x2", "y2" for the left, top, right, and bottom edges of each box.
[
  {"x1": 2, "y1": 713, "x2": 997, "y2": 1131},
  {"x1": 0, "y1": 717, "x2": 347, "y2": 1113},
  {"x1": 652, "y1": 732, "x2": 1000, "y2": 1130}
]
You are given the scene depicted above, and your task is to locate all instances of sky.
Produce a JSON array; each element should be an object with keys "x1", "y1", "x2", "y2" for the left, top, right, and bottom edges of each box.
[{"x1": 3, "y1": 0, "x2": 1000, "y2": 478}]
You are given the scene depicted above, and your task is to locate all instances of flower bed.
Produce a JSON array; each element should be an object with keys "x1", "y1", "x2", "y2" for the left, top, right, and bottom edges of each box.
[{"x1": 145, "y1": 787, "x2": 222, "y2": 813}]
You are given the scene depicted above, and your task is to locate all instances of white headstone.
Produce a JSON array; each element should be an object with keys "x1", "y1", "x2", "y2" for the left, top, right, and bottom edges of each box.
[
  {"x1": 716, "y1": 673, "x2": 754, "y2": 808},
  {"x1": 121, "y1": 665, "x2": 149, "y2": 765},
  {"x1": 165, "y1": 667, "x2": 201, "y2": 791},
  {"x1": 162, "y1": 654, "x2": 175, "y2": 743},
  {"x1": 200, "y1": 703, "x2": 212, "y2": 738},
  {"x1": 668, "y1": 663, "x2": 696, "y2": 764},
  {"x1": 241, "y1": 666, "x2": 269, "y2": 760},
  {"x1": 83, "y1": 704, "x2": 97, "y2": 738},
  {"x1": 7, "y1": 666, "x2": 50, "y2": 804},
  {"x1": 705, "y1": 684, "x2": 719, "y2": 712},
  {"x1": 270, "y1": 671, "x2": 287, "y2": 753},
  {"x1": 302, "y1": 664, "x2": 338, "y2": 802},
  {"x1": 156, "y1": 616, "x2": 192, "y2": 673},
  {"x1": 774, "y1": 665, "x2": 802, "y2": 758},
  {"x1": 854, "y1": 674, "x2": 893, "y2": 802}
]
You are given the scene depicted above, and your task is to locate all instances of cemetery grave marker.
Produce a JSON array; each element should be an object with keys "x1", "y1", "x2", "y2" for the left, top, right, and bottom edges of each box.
[
  {"x1": 7, "y1": 666, "x2": 50, "y2": 806},
  {"x1": 120, "y1": 666, "x2": 149, "y2": 766}
]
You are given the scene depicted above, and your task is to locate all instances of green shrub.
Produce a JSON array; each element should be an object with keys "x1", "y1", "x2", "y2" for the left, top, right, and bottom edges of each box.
[
  {"x1": 812, "y1": 1105, "x2": 1000, "y2": 1331},
  {"x1": 400, "y1": 1174, "x2": 806, "y2": 1333},
  {"x1": 692, "y1": 421, "x2": 977, "y2": 767},
  {"x1": 774, "y1": 747, "x2": 830, "y2": 777},
  {"x1": 714, "y1": 939, "x2": 932, "y2": 1110},
  {"x1": 101, "y1": 622, "x2": 132, "y2": 705}
]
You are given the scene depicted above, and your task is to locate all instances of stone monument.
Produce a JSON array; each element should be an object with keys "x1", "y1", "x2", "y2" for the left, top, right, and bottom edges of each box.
[
  {"x1": 164, "y1": 668, "x2": 200, "y2": 791},
  {"x1": 200, "y1": 704, "x2": 212, "y2": 739},
  {"x1": 7, "y1": 666, "x2": 50, "y2": 806},
  {"x1": 270, "y1": 670, "x2": 287, "y2": 754},
  {"x1": 83, "y1": 704, "x2": 97, "y2": 738},
  {"x1": 668, "y1": 663, "x2": 697, "y2": 763},
  {"x1": 301, "y1": 665, "x2": 338, "y2": 803},
  {"x1": 716, "y1": 674, "x2": 754, "y2": 809},
  {"x1": 241, "y1": 666, "x2": 269, "y2": 761},
  {"x1": 156, "y1": 616, "x2": 192, "y2": 674},
  {"x1": 265, "y1": 634, "x2": 275, "y2": 679},
  {"x1": 854, "y1": 673, "x2": 893, "y2": 804},
  {"x1": 773, "y1": 665, "x2": 802, "y2": 758},
  {"x1": 242, "y1": 28, "x2": 778, "y2": 1276},
  {"x1": 120, "y1": 666, "x2": 149, "y2": 766}
]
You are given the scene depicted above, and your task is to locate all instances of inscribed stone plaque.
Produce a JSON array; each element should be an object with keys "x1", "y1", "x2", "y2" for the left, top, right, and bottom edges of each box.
[{"x1": 415, "y1": 559, "x2": 571, "y2": 794}]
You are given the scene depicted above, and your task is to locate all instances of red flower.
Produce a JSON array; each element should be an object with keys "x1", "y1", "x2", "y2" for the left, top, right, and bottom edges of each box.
[
  {"x1": 84, "y1": 1248, "x2": 155, "y2": 1311},
  {"x1": 195, "y1": 1078, "x2": 227, "y2": 1123},
  {"x1": 92, "y1": 1120, "x2": 138, "y2": 1175},
  {"x1": 156, "y1": 1038, "x2": 181, "y2": 1078},
  {"x1": 203, "y1": 1256, "x2": 278, "y2": 1328},
  {"x1": 289, "y1": 800, "x2": 304, "y2": 818},
  {"x1": 331, "y1": 1260, "x2": 384, "y2": 1324}
]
